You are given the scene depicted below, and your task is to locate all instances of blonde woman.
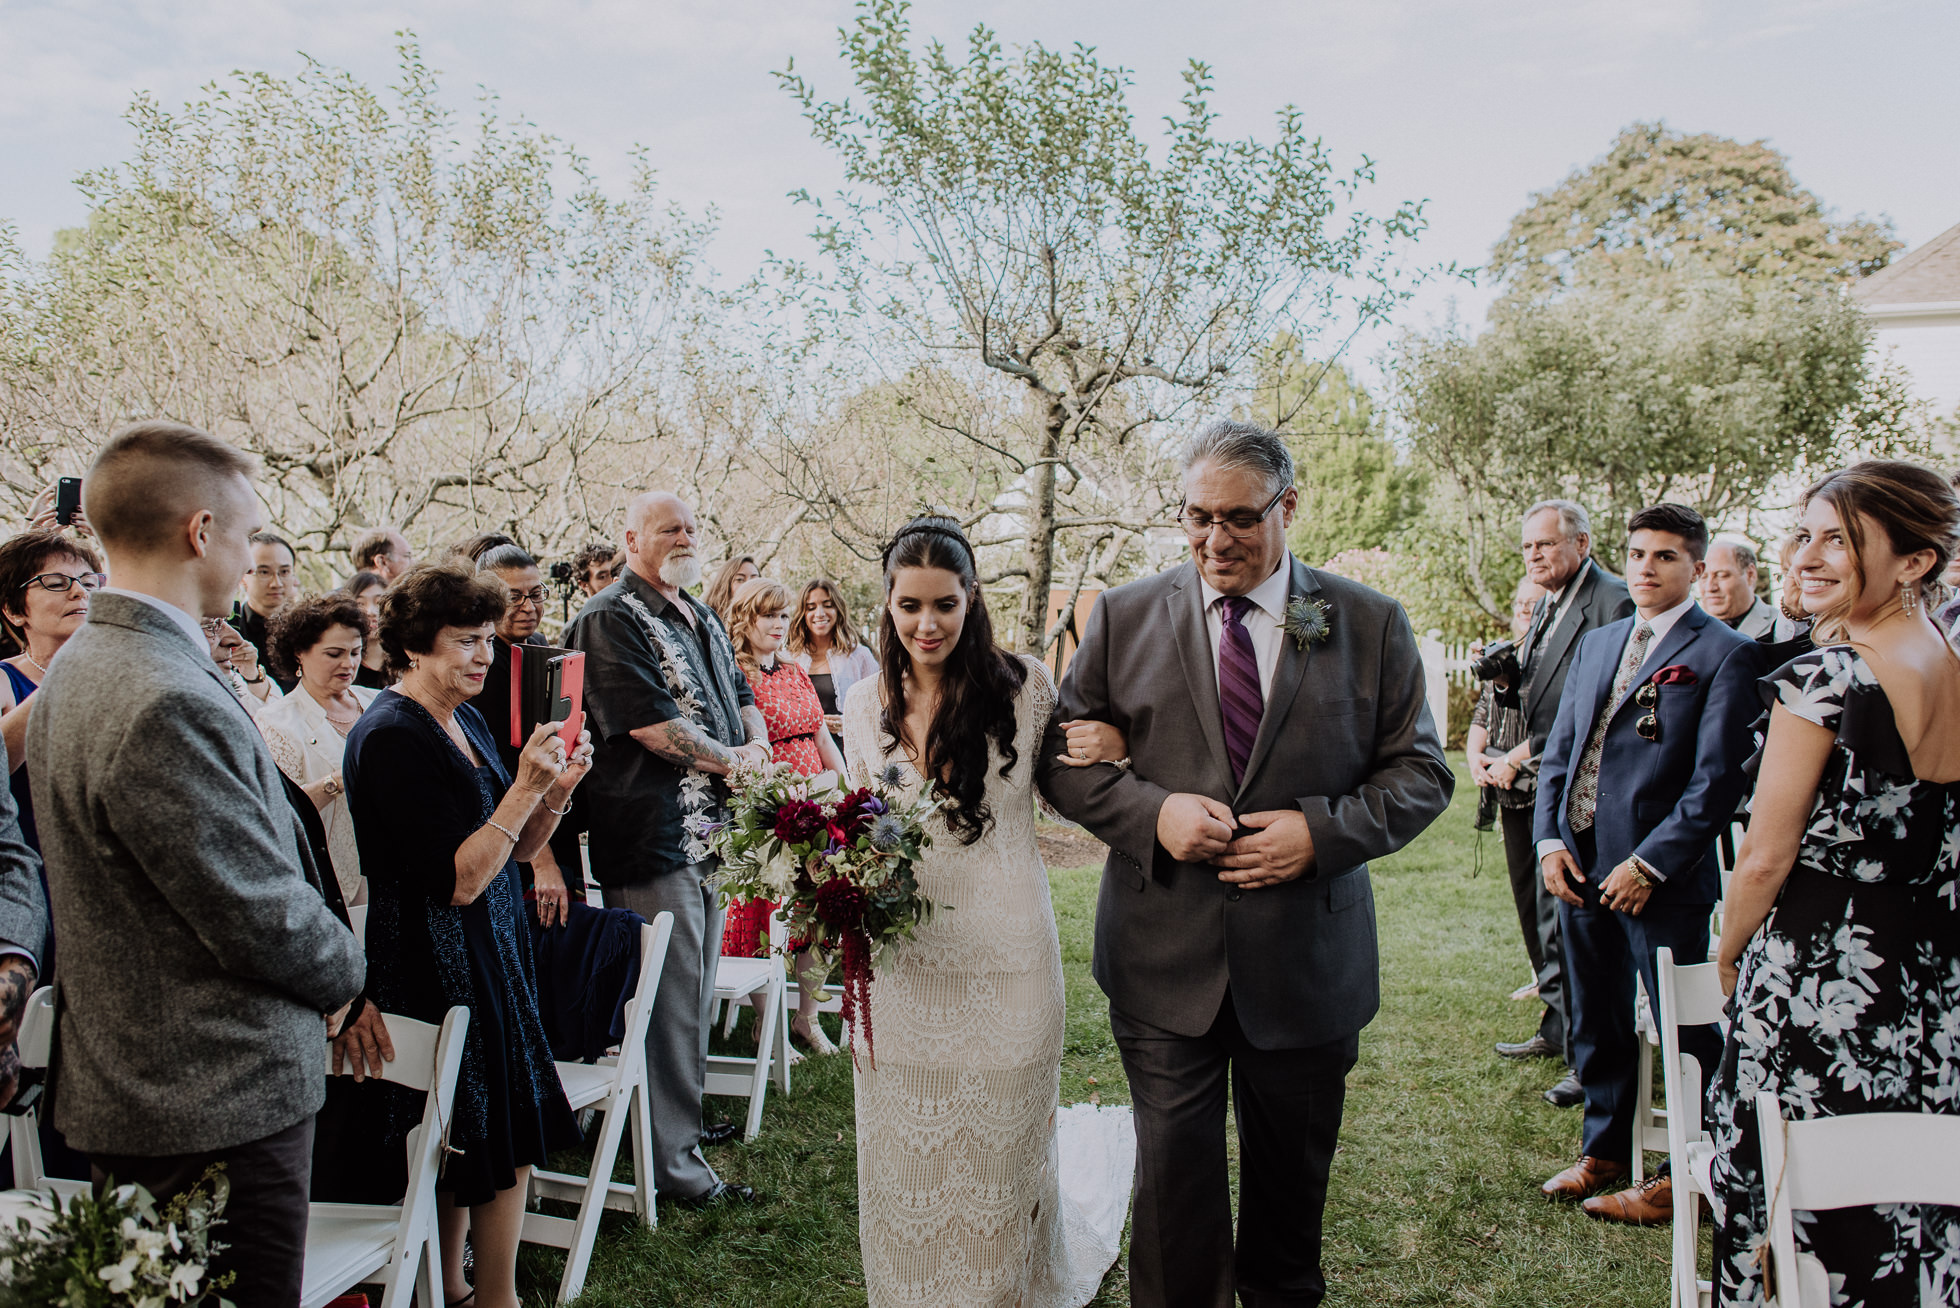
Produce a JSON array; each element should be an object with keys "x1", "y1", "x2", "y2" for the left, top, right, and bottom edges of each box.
[
  {"x1": 788, "y1": 578, "x2": 879, "y2": 736},
  {"x1": 723, "y1": 576, "x2": 847, "y2": 1054}
]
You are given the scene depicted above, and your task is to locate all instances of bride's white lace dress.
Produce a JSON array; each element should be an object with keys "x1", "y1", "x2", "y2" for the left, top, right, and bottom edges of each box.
[{"x1": 842, "y1": 657, "x2": 1134, "y2": 1308}]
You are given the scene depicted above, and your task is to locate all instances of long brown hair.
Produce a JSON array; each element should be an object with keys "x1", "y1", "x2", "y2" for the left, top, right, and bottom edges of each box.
[
  {"x1": 1799, "y1": 460, "x2": 1960, "y2": 645},
  {"x1": 726, "y1": 577, "x2": 794, "y2": 679},
  {"x1": 787, "y1": 577, "x2": 863, "y2": 657},
  {"x1": 704, "y1": 555, "x2": 759, "y2": 624},
  {"x1": 877, "y1": 516, "x2": 1026, "y2": 845}
]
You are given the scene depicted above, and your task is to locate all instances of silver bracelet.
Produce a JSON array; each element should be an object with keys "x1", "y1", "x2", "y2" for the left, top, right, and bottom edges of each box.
[
  {"x1": 485, "y1": 819, "x2": 521, "y2": 844},
  {"x1": 542, "y1": 797, "x2": 572, "y2": 817}
]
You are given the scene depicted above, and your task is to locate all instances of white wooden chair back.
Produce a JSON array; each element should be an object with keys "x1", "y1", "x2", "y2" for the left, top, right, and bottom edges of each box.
[
  {"x1": 302, "y1": 1004, "x2": 470, "y2": 1308},
  {"x1": 6, "y1": 988, "x2": 81, "y2": 1200},
  {"x1": 1655, "y1": 946, "x2": 1728, "y2": 1308},
  {"x1": 1754, "y1": 1091, "x2": 1960, "y2": 1306},
  {"x1": 347, "y1": 903, "x2": 367, "y2": 947},
  {"x1": 524, "y1": 911, "x2": 675, "y2": 1304}
]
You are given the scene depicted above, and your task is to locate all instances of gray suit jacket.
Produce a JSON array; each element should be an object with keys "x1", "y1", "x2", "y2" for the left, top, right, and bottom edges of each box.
[
  {"x1": 1730, "y1": 597, "x2": 1779, "y2": 641},
  {"x1": 1520, "y1": 559, "x2": 1635, "y2": 759},
  {"x1": 0, "y1": 736, "x2": 48, "y2": 966},
  {"x1": 26, "y1": 593, "x2": 364, "y2": 1155},
  {"x1": 1038, "y1": 558, "x2": 1454, "y2": 1049}
]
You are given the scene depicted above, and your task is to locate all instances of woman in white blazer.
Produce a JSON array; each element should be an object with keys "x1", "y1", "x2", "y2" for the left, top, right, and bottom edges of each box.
[
  {"x1": 787, "y1": 577, "x2": 879, "y2": 736},
  {"x1": 257, "y1": 593, "x2": 379, "y2": 906}
]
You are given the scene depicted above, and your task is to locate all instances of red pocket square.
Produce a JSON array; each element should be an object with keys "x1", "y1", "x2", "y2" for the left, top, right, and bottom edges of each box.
[{"x1": 1650, "y1": 664, "x2": 1697, "y2": 686}]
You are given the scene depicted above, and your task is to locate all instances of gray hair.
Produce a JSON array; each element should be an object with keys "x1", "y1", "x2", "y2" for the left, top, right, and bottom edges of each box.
[
  {"x1": 1522, "y1": 498, "x2": 1591, "y2": 542},
  {"x1": 1177, "y1": 419, "x2": 1295, "y2": 497},
  {"x1": 1709, "y1": 538, "x2": 1759, "y2": 573}
]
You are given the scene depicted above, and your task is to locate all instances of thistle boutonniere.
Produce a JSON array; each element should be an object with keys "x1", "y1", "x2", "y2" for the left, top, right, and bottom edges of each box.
[{"x1": 1283, "y1": 595, "x2": 1332, "y2": 651}]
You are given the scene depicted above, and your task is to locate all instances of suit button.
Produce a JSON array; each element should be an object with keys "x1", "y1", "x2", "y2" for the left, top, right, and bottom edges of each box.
[{"x1": 1228, "y1": 890, "x2": 1243, "y2": 902}]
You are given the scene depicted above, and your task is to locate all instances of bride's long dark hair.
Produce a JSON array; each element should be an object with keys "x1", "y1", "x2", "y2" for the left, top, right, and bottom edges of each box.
[{"x1": 877, "y1": 515, "x2": 1027, "y2": 845}]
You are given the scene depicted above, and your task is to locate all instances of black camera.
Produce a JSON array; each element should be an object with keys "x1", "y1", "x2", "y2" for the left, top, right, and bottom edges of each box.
[
  {"x1": 549, "y1": 560, "x2": 575, "y2": 586},
  {"x1": 1470, "y1": 639, "x2": 1521, "y2": 684}
]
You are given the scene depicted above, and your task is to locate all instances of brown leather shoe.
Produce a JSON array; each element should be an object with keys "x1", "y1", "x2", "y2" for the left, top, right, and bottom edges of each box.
[
  {"x1": 1541, "y1": 1155, "x2": 1630, "y2": 1201},
  {"x1": 1583, "y1": 1174, "x2": 1673, "y2": 1225}
]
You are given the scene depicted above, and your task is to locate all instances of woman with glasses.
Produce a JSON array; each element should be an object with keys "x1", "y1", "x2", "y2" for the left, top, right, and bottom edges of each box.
[
  {"x1": 473, "y1": 545, "x2": 579, "y2": 919},
  {"x1": 0, "y1": 529, "x2": 107, "y2": 845},
  {"x1": 257, "y1": 594, "x2": 381, "y2": 908}
]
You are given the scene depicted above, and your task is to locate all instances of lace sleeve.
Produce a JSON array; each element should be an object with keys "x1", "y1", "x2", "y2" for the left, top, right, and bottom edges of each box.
[
  {"x1": 260, "y1": 720, "x2": 309, "y2": 786},
  {"x1": 841, "y1": 676, "x2": 879, "y2": 787}
]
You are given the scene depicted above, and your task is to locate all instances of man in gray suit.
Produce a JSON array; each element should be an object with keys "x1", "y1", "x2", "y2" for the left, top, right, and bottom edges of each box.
[
  {"x1": 1040, "y1": 420, "x2": 1454, "y2": 1308},
  {"x1": 29, "y1": 421, "x2": 365, "y2": 1305}
]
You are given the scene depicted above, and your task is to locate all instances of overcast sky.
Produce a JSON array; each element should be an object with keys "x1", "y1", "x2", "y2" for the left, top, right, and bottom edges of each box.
[{"x1": 5, "y1": 0, "x2": 1957, "y2": 378}]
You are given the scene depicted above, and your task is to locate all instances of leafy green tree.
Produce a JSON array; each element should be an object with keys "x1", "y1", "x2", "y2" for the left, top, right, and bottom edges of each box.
[
  {"x1": 772, "y1": 0, "x2": 1427, "y2": 649},
  {"x1": 1237, "y1": 335, "x2": 1426, "y2": 565},
  {"x1": 1489, "y1": 121, "x2": 1899, "y2": 303},
  {"x1": 1395, "y1": 280, "x2": 1923, "y2": 623}
]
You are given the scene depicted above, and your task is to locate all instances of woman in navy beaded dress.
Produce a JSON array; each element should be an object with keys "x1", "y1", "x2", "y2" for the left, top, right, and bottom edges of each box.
[{"x1": 346, "y1": 563, "x2": 591, "y2": 1308}]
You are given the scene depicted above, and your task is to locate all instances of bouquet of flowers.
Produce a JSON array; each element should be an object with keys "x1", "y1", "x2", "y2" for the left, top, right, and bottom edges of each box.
[
  {"x1": 0, "y1": 1165, "x2": 233, "y2": 1307},
  {"x1": 689, "y1": 760, "x2": 939, "y2": 1059}
]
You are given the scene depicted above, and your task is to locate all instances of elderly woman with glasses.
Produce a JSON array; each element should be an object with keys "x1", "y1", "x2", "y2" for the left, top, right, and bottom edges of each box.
[
  {"x1": 0, "y1": 529, "x2": 107, "y2": 847},
  {"x1": 472, "y1": 544, "x2": 578, "y2": 922}
]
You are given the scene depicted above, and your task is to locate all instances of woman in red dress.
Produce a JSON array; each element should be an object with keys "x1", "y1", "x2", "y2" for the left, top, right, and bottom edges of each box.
[{"x1": 721, "y1": 576, "x2": 849, "y2": 1054}]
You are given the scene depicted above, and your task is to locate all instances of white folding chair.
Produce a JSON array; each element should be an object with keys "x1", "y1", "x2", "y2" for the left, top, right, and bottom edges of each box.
[
  {"x1": 708, "y1": 906, "x2": 791, "y2": 1143},
  {"x1": 1754, "y1": 1091, "x2": 1960, "y2": 1306},
  {"x1": 347, "y1": 903, "x2": 368, "y2": 946},
  {"x1": 523, "y1": 912, "x2": 674, "y2": 1305},
  {"x1": 302, "y1": 1004, "x2": 470, "y2": 1308},
  {"x1": 6, "y1": 988, "x2": 83, "y2": 1202},
  {"x1": 1632, "y1": 975, "x2": 1670, "y2": 1184},
  {"x1": 1656, "y1": 946, "x2": 1729, "y2": 1308}
]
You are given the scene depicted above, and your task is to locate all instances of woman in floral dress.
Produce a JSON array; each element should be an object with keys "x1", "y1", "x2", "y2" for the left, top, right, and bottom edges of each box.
[
  {"x1": 720, "y1": 576, "x2": 848, "y2": 1054},
  {"x1": 1709, "y1": 461, "x2": 1960, "y2": 1306}
]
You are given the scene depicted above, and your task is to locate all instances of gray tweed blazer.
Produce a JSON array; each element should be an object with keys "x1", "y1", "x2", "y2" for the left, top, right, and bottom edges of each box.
[
  {"x1": 0, "y1": 735, "x2": 47, "y2": 967},
  {"x1": 26, "y1": 592, "x2": 364, "y2": 1155},
  {"x1": 1038, "y1": 557, "x2": 1454, "y2": 1050}
]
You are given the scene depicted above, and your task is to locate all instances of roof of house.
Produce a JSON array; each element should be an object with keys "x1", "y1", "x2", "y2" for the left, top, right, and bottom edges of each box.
[{"x1": 1853, "y1": 220, "x2": 1960, "y2": 306}]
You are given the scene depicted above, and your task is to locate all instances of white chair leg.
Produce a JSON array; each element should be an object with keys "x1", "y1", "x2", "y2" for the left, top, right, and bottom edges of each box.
[
  {"x1": 1633, "y1": 1034, "x2": 1652, "y2": 1185},
  {"x1": 744, "y1": 982, "x2": 778, "y2": 1142},
  {"x1": 631, "y1": 1077, "x2": 657, "y2": 1227},
  {"x1": 775, "y1": 976, "x2": 793, "y2": 1095},
  {"x1": 556, "y1": 1090, "x2": 631, "y2": 1305}
]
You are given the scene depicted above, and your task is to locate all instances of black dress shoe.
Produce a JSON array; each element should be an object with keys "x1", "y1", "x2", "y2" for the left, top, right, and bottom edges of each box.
[
  {"x1": 673, "y1": 1181, "x2": 760, "y2": 1210},
  {"x1": 1496, "y1": 1035, "x2": 1560, "y2": 1060},
  {"x1": 1544, "y1": 1073, "x2": 1584, "y2": 1108},
  {"x1": 701, "y1": 1121, "x2": 740, "y2": 1147}
]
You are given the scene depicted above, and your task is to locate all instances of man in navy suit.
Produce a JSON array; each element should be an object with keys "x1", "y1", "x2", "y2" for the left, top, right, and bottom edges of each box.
[{"x1": 1532, "y1": 503, "x2": 1765, "y2": 1224}]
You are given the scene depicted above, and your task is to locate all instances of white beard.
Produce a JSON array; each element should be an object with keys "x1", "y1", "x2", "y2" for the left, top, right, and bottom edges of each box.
[{"x1": 660, "y1": 552, "x2": 703, "y2": 590}]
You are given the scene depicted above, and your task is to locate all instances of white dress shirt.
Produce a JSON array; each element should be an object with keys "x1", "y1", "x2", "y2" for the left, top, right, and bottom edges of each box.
[
  {"x1": 1537, "y1": 594, "x2": 1700, "y2": 864},
  {"x1": 1198, "y1": 561, "x2": 1292, "y2": 701}
]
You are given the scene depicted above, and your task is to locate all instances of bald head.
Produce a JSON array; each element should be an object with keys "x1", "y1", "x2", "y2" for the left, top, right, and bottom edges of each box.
[
  {"x1": 85, "y1": 421, "x2": 259, "y2": 555},
  {"x1": 623, "y1": 492, "x2": 701, "y2": 593}
]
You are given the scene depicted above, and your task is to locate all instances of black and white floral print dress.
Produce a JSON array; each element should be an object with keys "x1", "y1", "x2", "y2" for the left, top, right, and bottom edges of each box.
[{"x1": 1707, "y1": 647, "x2": 1960, "y2": 1306}]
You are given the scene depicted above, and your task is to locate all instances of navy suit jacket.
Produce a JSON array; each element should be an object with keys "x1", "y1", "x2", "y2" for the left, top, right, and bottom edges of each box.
[{"x1": 1532, "y1": 604, "x2": 1765, "y2": 904}]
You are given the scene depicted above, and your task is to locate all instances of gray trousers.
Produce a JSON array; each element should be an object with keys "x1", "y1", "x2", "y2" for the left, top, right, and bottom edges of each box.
[
  {"x1": 608, "y1": 864, "x2": 724, "y2": 1201},
  {"x1": 1501, "y1": 803, "x2": 1568, "y2": 1055}
]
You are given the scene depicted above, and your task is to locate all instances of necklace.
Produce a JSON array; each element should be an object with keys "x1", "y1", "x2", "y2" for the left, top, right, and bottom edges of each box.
[{"x1": 18, "y1": 652, "x2": 49, "y2": 677}]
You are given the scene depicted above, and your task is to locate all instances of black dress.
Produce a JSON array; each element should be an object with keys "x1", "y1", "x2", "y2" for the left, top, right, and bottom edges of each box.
[
  {"x1": 1707, "y1": 648, "x2": 1960, "y2": 1305},
  {"x1": 343, "y1": 690, "x2": 576, "y2": 1207}
]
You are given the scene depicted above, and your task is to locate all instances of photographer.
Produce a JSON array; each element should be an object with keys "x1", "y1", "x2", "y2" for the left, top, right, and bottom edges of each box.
[
  {"x1": 1489, "y1": 501, "x2": 1633, "y2": 1108},
  {"x1": 1467, "y1": 579, "x2": 1545, "y2": 828}
]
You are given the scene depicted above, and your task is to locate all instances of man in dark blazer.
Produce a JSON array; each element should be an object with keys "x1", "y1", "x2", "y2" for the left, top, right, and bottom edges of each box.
[
  {"x1": 1040, "y1": 420, "x2": 1454, "y2": 1308},
  {"x1": 30, "y1": 421, "x2": 365, "y2": 1304},
  {"x1": 1488, "y1": 501, "x2": 1633, "y2": 1100},
  {"x1": 1532, "y1": 503, "x2": 1764, "y2": 1225}
]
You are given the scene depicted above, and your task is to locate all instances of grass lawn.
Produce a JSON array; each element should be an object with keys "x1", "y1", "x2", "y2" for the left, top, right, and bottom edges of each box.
[{"x1": 522, "y1": 768, "x2": 1674, "y2": 1306}]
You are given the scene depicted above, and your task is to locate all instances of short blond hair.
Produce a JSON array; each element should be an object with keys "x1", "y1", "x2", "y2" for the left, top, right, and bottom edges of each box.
[{"x1": 85, "y1": 420, "x2": 258, "y2": 552}]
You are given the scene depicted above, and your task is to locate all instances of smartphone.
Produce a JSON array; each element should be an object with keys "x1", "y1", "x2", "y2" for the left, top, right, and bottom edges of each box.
[{"x1": 54, "y1": 477, "x2": 82, "y2": 527}]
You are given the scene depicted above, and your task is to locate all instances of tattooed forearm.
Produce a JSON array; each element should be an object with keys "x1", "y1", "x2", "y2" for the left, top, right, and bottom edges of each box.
[
  {"x1": 634, "y1": 717, "x2": 736, "y2": 776},
  {"x1": 0, "y1": 954, "x2": 38, "y2": 1048},
  {"x1": 742, "y1": 706, "x2": 768, "y2": 747}
]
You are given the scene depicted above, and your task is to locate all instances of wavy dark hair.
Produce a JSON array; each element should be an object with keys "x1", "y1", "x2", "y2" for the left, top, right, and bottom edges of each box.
[
  {"x1": 877, "y1": 516, "x2": 1027, "y2": 845},
  {"x1": 378, "y1": 562, "x2": 508, "y2": 677},
  {"x1": 266, "y1": 593, "x2": 368, "y2": 682}
]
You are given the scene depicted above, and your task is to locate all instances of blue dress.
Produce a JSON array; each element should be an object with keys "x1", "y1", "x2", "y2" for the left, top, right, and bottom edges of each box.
[{"x1": 344, "y1": 690, "x2": 575, "y2": 1206}]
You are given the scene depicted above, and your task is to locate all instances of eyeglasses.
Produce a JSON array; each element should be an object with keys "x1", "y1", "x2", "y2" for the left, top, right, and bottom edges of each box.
[
  {"x1": 507, "y1": 587, "x2": 547, "y2": 610},
  {"x1": 1175, "y1": 487, "x2": 1289, "y2": 540},
  {"x1": 248, "y1": 566, "x2": 294, "y2": 580},
  {"x1": 1633, "y1": 683, "x2": 1661, "y2": 741},
  {"x1": 21, "y1": 571, "x2": 106, "y2": 595}
]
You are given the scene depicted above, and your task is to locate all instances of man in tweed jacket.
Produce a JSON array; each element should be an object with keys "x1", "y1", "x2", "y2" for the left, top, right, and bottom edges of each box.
[{"x1": 29, "y1": 421, "x2": 364, "y2": 1305}]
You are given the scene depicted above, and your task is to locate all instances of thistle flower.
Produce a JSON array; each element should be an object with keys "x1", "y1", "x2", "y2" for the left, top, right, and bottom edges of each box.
[
  {"x1": 869, "y1": 812, "x2": 907, "y2": 850},
  {"x1": 876, "y1": 761, "x2": 907, "y2": 787},
  {"x1": 1283, "y1": 596, "x2": 1332, "y2": 651}
]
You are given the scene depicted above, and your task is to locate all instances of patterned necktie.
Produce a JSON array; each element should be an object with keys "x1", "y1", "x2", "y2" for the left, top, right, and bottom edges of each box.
[
  {"x1": 1567, "y1": 620, "x2": 1653, "y2": 832},
  {"x1": 1520, "y1": 595, "x2": 1556, "y2": 669},
  {"x1": 1218, "y1": 596, "x2": 1264, "y2": 786}
]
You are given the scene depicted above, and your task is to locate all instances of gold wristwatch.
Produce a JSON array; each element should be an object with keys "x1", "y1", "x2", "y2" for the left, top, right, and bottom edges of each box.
[{"x1": 1624, "y1": 857, "x2": 1654, "y2": 889}]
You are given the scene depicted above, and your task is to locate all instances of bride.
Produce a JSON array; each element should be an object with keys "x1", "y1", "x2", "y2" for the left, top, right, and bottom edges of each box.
[{"x1": 841, "y1": 515, "x2": 1136, "y2": 1308}]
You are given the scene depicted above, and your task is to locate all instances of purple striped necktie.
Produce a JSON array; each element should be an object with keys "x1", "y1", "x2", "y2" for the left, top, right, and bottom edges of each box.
[{"x1": 1218, "y1": 595, "x2": 1264, "y2": 786}]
